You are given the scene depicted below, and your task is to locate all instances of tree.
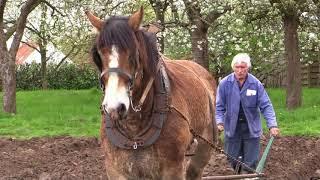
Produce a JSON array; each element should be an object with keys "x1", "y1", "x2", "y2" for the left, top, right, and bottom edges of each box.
[
  {"x1": 269, "y1": 0, "x2": 308, "y2": 109},
  {"x1": 178, "y1": 0, "x2": 230, "y2": 70},
  {"x1": 0, "y1": 0, "x2": 43, "y2": 113},
  {"x1": 148, "y1": 0, "x2": 169, "y2": 52},
  {"x1": 23, "y1": 1, "x2": 83, "y2": 89}
]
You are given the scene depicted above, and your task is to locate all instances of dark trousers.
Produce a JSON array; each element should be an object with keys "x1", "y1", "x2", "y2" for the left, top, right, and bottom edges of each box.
[{"x1": 224, "y1": 121, "x2": 260, "y2": 173}]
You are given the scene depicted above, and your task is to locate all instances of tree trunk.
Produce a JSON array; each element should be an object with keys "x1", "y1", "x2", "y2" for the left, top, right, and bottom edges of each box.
[
  {"x1": 148, "y1": 0, "x2": 168, "y2": 53},
  {"x1": 2, "y1": 53, "x2": 16, "y2": 113},
  {"x1": 40, "y1": 48, "x2": 48, "y2": 89},
  {"x1": 182, "y1": 0, "x2": 218, "y2": 71},
  {"x1": 283, "y1": 14, "x2": 302, "y2": 109},
  {"x1": 39, "y1": 3, "x2": 48, "y2": 90},
  {"x1": 190, "y1": 20, "x2": 209, "y2": 70},
  {"x1": 0, "y1": 0, "x2": 42, "y2": 113},
  {"x1": 154, "y1": 11, "x2": 165, "y2": 53}
]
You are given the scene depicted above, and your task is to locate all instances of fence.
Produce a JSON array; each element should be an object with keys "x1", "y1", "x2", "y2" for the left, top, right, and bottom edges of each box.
[
  {"x1": 262, "y1": 61, "x2": 320, "y2": 88},
  {"x1": 301, "y1": 61, "x2": 320, "y2": 87}
]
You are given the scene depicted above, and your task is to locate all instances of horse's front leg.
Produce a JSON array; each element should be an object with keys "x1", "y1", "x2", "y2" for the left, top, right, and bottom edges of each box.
[
  {"x1": 104, "y1": 159, "x2": 128, "y2": 180},
  {"x1": 161, "y1": 161, "x2": 185, "y2": 180},
  {"x1": 158, "y1": 140, "x2": 188, "y2": 180}
]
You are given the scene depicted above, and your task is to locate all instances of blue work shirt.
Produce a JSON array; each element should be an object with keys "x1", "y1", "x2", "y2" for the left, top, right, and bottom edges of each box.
[{"x1": 215, "y1": 73, "x2": 277, "y2": 138}]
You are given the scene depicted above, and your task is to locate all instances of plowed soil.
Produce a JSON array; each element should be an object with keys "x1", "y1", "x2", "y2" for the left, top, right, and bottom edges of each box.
[{"x1": 0, "y1": 136, "x2": 319, "y2": 180}]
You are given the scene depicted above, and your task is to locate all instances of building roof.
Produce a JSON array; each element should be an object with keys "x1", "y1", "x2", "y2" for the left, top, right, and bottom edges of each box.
[{"x1": 15, "y1": 42, "x2": 39, "y2": 65}]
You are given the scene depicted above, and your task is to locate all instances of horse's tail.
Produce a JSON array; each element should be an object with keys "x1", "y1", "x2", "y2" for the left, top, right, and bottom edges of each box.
[{"x1": 208, "y1": 94, "x2": 219, "y2": 144}]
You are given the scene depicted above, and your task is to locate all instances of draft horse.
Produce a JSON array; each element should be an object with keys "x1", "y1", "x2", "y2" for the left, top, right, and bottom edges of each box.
[{"x1": 86, "y1": 7, "x2": 218, "y2": 180}]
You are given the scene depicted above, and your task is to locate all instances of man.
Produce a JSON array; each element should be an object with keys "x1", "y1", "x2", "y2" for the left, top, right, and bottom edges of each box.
[{"x1": 215, "y1": 53, "x2": 280, "y2": 173}]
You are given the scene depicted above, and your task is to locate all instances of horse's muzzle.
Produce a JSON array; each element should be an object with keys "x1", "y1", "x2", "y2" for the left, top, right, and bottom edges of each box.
[{"x1": 103, "y1": 104, "x2": 127, "y2": 121}]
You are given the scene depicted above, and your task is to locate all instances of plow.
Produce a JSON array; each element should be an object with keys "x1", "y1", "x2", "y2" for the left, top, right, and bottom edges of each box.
[{"x1": 201, "y1": 136, "x2": 275, "y2": 180}]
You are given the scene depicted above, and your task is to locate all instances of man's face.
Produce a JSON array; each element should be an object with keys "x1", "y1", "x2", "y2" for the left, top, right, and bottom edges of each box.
[{"x1": 233, "y1": 62, "x2": 249, "y2": 81}]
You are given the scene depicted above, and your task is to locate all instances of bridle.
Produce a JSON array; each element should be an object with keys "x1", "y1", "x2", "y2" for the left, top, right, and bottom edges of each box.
[{"x1": 99, "y1": 48, "x2": 147, "y2": 113}]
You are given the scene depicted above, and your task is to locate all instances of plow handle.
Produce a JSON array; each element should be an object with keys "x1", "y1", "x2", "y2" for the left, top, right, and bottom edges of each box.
[{"x1": 256, "y1": 136, "x2": 275, "y2": 173}]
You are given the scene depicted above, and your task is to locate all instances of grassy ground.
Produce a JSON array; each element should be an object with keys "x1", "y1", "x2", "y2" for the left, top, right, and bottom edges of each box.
[
  {"x1": 266, "y1": 88, "x2": 320, "y2": 136},
  {"x1": 0, "y1": 88, "x2": 319, "y2": 138},
  {"x1": 0, "y1": 88, "x2": 101, "y2": 138}
]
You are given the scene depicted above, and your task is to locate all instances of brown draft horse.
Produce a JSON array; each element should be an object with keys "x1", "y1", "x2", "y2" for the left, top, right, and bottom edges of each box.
[{"x1": 86, "y1": 7, "x2": 218, "y2": 180}]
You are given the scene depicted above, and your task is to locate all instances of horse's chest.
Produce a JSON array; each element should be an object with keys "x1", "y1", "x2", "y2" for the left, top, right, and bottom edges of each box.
[{"x1": 107, "y1": 147, "x2": 161, "y2": 178}]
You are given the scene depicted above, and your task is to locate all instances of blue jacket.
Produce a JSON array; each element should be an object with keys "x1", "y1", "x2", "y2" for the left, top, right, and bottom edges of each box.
[{"x1": 215, "y1": 73, "x2": 277, "y2": 138}]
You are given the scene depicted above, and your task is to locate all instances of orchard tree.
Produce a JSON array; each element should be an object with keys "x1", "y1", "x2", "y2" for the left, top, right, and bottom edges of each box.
[
  {"x1": 269, "y1": 0, "x2": 313, "y2": 109},
  {"x1": 24, "y1": 1, "x2": 90, "y2": 89},
  {"x1": 0, "y1": 0, "x2": 43, "y2": 113},
  {"x1": 181, "y1": 0, "x2": 230, "y2": 70},
  {"x1": 148, "y1": 0, "x2": 169, "y2": 52}
]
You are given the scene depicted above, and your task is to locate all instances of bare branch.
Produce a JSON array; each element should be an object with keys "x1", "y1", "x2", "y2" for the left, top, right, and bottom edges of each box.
[
  {"x1": 163, "y1": 20, "x2": 189, "y2": 28},
  {"x1": 9, "y1": 0, "x2": 43, "y2": 57},
  {"x1": 183, "y1": 0, "x2": 201, "y2": 22},
  {"x1": 169, "y1": 0, "x2": 179, "y2": 21},
  {"x1": 269, "y1": 0, "x2": 281, "y2": 4},
  {"x1": 42, "y1": 0, "x2": 65, "y2": 17},
  {"x1": 20, "y1": 40, "x2": 40, "y2": 53},
  {"x1": 111, "y1": 1, "x2": 125, "y2": 11},
  {"x1": 25, "y1": 23, "x2": 43, "y2": 39},
  {"x1": 5, "y1": 24, "x2": 16, "y2": 40},
  {"x1": 205, "y1": 5, "x2": 231, "y2": 25},
  {"x1": 54, "y1": 46, "x2": 78, "y2": 70},
  {"x1": 4, "y1": 19, "x2": 15, "y2": 24},
  {"x1": 0, "y1": 0, "x2": 8, "y2": 43},
  {"x1": 0, "y1": 0, "x2": 7, "y2": 23}
]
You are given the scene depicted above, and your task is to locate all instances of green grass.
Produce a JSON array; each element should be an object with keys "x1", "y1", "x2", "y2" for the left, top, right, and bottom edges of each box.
[
  {"x1": 0, "y1": 88, "x2": 319, "y2": 139},
  {"x1": 265, "y1": 88, "x2": 320, "y2": 136},
  {"x1": 0, "y1": 88, "x2": 101, "y2": 139}
]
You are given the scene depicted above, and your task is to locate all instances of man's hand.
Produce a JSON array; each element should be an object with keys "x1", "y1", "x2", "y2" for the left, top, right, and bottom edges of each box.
[
  {"x1": 217, "y1": 124, "x2": 224, "y2": 132},
  {"x1": 270, "y1": 127, "x2": 280, "y2": 137}
]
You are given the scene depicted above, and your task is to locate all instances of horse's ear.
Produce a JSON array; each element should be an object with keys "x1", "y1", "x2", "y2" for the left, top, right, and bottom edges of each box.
[
  {"x1": 85, "y1": 10, "x2": 104, "y2": 31},
  {"x1": 128, "y1": 6, "x2": 144, "y2": 31}
]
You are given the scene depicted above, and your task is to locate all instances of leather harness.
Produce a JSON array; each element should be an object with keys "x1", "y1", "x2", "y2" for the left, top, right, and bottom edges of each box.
[{"x1": 102, "y1": 60, "x2": 171, "y2": 150}]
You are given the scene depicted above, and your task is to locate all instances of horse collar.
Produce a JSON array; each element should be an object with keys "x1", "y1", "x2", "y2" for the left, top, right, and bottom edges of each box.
[{"x1": 103, "y1": 61, "x2": 171, "y2": 150}]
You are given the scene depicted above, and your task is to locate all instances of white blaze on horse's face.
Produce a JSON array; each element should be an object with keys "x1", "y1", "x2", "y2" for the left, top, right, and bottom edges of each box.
[{"x1": 102, "y1": 45, "x2": 130, "y2": 114}]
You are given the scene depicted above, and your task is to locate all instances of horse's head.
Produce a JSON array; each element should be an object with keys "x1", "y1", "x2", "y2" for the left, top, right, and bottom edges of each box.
[{"x1": 86, "y1": 7, "x2": 157, "y2": 121}]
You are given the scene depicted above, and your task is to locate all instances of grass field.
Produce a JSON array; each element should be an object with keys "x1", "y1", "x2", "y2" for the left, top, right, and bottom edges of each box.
[
  {"x1": 0, "y1": 88, "x2": 319, "y2": 138},
  {"x1": 0, "y1": 88, "x2": 101, "y2": 138},
  {"x1": 266, "y1": 88, "x2": 320, "y2": 136}
]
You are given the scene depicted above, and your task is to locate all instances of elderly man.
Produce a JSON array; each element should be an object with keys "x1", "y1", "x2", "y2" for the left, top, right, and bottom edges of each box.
[{"x1": 215, "y1": 53, "x2": 280, "y2": 173}]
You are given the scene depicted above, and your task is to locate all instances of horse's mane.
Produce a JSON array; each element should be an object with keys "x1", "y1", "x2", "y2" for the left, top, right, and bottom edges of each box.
[
  {"x1": 98, "y1": 16, "x2": 135, "y2": 51},
  {"x1": 135, "y1": 30, "x2": 160, "y2": 76},
  {"x1": 91, "y1": 15, "x2": 160, "y2": 77}
]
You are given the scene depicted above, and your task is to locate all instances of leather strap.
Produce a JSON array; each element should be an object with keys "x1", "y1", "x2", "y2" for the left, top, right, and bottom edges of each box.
[
  {"x1": 104, "y1": 58, "x2": 171, "y2": 150},
  {"x1": 136, "y1": 61, "x2": 163, "y2": 109}
]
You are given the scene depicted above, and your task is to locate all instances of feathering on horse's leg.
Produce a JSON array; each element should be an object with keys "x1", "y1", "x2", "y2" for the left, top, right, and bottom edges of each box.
[
  {"x1": 161, "y1": 162, "x2": 185, "y2": 180},
  {"x1": 104, "y1": 161, "x2": 127, "y2": 180}
]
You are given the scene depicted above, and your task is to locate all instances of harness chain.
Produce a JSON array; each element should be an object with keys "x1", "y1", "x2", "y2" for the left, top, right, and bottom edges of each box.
[
  {"x1": 164, "y1": 59, "x2": 260, "y2": 174},
  {"x1": 170, "y1": 105, "x2": 259, "y2": 174}
]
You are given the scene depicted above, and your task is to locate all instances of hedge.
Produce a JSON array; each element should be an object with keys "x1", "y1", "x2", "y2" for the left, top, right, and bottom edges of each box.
[{"x1": 16, "y1": 63, "x2": 100, "y2": 90}]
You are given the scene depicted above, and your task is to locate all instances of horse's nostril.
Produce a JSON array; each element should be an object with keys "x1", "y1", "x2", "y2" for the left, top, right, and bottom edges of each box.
[{"x1": 117, "y1": 103, "x2": 126, "y2": 114}]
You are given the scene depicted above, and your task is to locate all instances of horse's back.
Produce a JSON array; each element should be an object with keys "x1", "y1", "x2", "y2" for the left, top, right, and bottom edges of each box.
[
  {"x1": 164, "y1": 60, "x2": 217, "y2": 133},
  {"x1": 165, "y1": 59, "x2": 216, "y2": 102},
  {"x1": 166, "y1": 60, "x2": 216, "y2": 92}
]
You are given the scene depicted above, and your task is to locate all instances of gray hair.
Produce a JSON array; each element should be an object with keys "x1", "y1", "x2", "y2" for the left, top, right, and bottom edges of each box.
[{"x1": 231, "y1": 53, "x2": 251, "y2": 68}]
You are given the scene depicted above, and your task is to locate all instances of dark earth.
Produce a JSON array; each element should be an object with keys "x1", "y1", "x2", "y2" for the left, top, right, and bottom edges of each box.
[{"x1": 0, "y1": 135, "x2": 319, "y2": 180}]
